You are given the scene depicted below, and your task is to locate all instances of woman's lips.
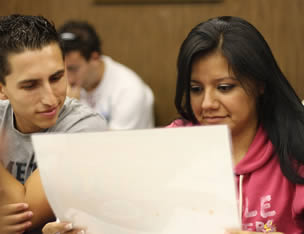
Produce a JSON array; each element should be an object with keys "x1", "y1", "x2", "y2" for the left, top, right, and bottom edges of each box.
[{"x1": 203, "y1": 116, "x2": 227, "y2": 124}]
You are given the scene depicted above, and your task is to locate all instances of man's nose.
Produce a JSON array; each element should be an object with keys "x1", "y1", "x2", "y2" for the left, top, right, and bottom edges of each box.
[
  {"x1": 67, "y1": 74, "x2": 76, "y2": 86},
  {"x1": 41, "y1": 84, "x2": 57, "y2": 107}
]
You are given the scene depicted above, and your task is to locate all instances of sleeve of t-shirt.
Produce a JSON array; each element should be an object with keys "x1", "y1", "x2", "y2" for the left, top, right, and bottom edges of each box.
[
  {"x1": 65, "y1": 114, "x2": 108, "y2": 133},
  {"x1": 54, "y1": 98, "x2": 108, "y2": 133}
]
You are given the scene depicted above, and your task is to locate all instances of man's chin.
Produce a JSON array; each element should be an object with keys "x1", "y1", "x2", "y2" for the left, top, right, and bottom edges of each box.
[{"x1": 37, "y1": 119, "x2": 58, "y2": 131}]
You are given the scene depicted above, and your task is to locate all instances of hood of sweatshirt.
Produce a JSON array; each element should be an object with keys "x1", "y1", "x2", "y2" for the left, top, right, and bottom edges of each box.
[
  {"x1": 234, "y1": 126, "x2": 275, "y2": 175},
  {"x1": 233, "y1": 126, "x2": 304, "y2": 233}
]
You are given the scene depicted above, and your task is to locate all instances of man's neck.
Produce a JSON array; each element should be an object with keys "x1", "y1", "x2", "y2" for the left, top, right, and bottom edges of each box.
[{"x1": 85, "y1": 59, "x2": 105, "y2": 93}]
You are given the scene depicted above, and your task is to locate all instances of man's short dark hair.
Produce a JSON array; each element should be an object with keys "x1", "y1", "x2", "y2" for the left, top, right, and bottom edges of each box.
[
  {"x1": 0, "y1": 14, "x2": 61, "y2": 84},
  {"x1": 57, "y1": 20, "x2": 102, "y2": 61}
]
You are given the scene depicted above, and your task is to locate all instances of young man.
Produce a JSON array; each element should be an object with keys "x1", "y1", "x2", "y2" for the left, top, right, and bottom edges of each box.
[
  {"x1": 0, "y1": 14, "x2": 107, "y2": 233},
  {"x1": 58, "y1": 21, "x2": 155, "y2": 130}
]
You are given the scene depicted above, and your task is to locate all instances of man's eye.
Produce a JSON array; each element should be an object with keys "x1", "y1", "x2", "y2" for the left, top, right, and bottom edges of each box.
[
  {"x1": 190, "y1": 85, "x2": 202, "y2": 93},
  {"x1": 217, "y1": 84, "x2": 235, "y2": 92},
  {"x1": 50, "y1": 75, "x2": 62, "y2": 82},
  {"x1": 67, "y1": 67, "x2": 79, "y2": 73},
  {"x1": 22, "y1": 83, "x2": 36, "y2": 90}
]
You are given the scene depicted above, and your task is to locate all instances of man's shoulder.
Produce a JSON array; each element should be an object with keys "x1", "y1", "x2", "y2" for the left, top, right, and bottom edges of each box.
[
  {"x1": 49, "y1": 97, "x2": 107, "y2": 133},
  {"x1": 0, "y1": 100, "x2": 11, "y2": 123},
  {"x1": 102, "y1": 56, "x2": 152, "y2": 97},
  {"x1": 0, "y1": 100, "x2": 10, "y2": 110},
  {"x1": 102, "y1": 56, "x2": 143, "y2": 84}
]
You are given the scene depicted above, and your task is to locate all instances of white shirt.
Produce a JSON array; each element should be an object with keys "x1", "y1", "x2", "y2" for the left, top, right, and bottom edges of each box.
[{"x1": 80, "y1": 56, "x2": 155, "y2": 130}]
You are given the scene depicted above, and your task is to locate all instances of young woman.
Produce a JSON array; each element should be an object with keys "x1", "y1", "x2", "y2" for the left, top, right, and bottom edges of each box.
[{"x1": 168, "y1": 16, "x2": 304, "y2": 233}]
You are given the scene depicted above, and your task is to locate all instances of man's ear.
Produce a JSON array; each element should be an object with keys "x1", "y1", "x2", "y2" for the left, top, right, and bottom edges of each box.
[
  {"x1": 0, "y1": 82, "x2": 8, "y2": 100},
  {"x1": 90, "y1": 51, "x2": 100, "y2": 61}
]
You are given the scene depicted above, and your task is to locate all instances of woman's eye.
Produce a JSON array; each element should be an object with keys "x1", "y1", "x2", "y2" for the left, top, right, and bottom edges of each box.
[
  {"x1": 217, "y1": 84, "x2": 235, "y2": 92},
  {"x1": 190, "y1": 85, "x2": 202, "y2": 93}
]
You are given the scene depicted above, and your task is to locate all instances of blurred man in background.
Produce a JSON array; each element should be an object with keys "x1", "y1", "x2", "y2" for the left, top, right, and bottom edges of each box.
[{"x1": 58, "y1": 21, "x2": 155, "y2": 130}]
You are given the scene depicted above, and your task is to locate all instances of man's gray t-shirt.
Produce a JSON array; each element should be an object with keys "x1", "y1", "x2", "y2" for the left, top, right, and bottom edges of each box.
[{"x1": 0, "y1": 97, "x2": 107, "y2": 184}]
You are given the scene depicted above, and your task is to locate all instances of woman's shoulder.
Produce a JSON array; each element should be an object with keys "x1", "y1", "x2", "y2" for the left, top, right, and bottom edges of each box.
[{"x1": 166, "y1": 119, "x2": 194, "y2": 128}]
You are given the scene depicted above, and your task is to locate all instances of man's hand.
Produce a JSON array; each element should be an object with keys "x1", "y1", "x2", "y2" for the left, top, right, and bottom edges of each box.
[
  {"x1": 67, "y1": 83, "x2": 81, "y2": 99},
  {"x1": 42, "y1": 221, "x2": 85, "y2": 234},
  {"x1": 0, "y1": 203, "x2": 33, "y2": 234}
]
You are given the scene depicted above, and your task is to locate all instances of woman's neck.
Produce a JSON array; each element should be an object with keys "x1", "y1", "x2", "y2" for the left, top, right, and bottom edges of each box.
[{"x1": 231, "y1": 124, "x2": 258, "y2": 166}]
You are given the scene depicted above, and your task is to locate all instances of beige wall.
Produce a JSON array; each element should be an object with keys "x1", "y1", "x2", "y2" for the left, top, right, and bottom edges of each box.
[{"x1": 1, "y1": 0, "x2": 303, "y2": 126}]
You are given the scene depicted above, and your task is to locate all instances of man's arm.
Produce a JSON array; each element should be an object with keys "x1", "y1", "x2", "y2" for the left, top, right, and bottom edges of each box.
[
  {"x1": 0, "y1": 164, "x2": 54, "y2": 230},
  {"x1": 0, "y1": 162, "x2": 25, "y2": 204}
]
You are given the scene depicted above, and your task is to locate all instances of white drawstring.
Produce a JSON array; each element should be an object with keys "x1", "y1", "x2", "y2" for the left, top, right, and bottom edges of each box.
[{"x1": 239, "y1": 174, "x2": 244, "y2": 225}]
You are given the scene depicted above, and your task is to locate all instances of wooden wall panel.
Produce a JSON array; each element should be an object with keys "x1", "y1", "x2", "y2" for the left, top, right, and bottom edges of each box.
[{"x1": 0, "y1": 0, "x2": 303, "y2": 126}]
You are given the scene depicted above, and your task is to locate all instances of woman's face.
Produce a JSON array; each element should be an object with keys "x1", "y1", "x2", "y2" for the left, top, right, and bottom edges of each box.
[{"x1": 190, "y1": 52, "x2": 259, "y2": 138}]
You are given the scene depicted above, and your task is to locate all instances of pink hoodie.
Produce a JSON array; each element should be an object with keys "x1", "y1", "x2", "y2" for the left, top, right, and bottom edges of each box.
[{"x1": 168, "y1": 120, "x2": 304, "y2": 233}]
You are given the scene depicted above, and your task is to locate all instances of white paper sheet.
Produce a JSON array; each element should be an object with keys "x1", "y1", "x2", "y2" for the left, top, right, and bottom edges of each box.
[{"x1": 32, "y1": 125, "x2": 240, "y2": 234}]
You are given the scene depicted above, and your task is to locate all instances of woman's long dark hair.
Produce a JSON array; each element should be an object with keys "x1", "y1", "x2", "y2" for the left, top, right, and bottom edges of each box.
[{"x1": 175, "y1": 16, "x2": 304, "y2": 184}]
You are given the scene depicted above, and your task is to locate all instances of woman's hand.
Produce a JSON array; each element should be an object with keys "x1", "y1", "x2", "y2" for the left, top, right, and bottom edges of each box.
[
  {"x1": 0, "y1": 203, "x2": 33, "y2": 234},
  {"x1": 42, "y1": 221, "x2": 85, "y2": 234},
  {"x1": 226, "y1": 230, "x2": 283, "y2": 234}
]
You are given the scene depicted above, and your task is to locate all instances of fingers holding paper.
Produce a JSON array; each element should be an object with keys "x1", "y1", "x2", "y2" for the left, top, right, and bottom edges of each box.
[{"x1": 42, "y1": 221, "x2": 85, "y2": 234}]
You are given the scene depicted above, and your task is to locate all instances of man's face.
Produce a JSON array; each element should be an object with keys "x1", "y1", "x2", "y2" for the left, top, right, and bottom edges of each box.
[
  {"x1": 0, "y1": 43, "x2": 67, "y2": 133},
  {"x1": 64, "y1": 51, "x2": 99, "y2": 91}
]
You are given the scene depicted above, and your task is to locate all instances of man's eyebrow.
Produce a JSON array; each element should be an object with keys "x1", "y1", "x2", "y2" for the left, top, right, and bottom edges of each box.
[
  {"x1": 18, "y1": 79, "x2": 38, "y2": 86},
  {"x1": 17, "y1": 69, "x2": 65, "y2": 85},
  {"x1": 66, "y1": 65, "x2": 79, "y2": 70},
  {"x1": 50, "y1": 69, "x2": 65, "y2": 78}
]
